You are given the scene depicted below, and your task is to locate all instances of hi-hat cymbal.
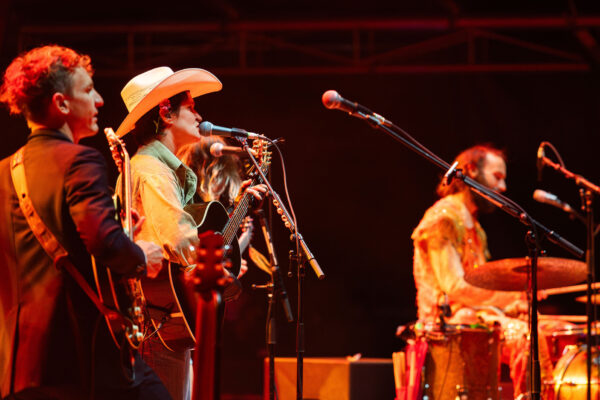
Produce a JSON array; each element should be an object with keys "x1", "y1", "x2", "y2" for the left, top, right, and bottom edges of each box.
[
  {"x1": 575, "y1": 295, "x2": 600, "y2": 304},
  {"x1": 464, "y1": 257, "x2": 586, "y2": 291}
]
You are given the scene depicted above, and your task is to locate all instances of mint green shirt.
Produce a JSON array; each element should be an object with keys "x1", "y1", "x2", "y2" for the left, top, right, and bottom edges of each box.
[{"x1": 127, "y1": 140, "x2": 199, "y2": 265}]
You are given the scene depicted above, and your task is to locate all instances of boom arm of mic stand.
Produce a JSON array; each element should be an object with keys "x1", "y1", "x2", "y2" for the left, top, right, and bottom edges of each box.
[
  {"x1": 240, "y1": 141, "x2": 325, "y2": 280},
  {"x1": 465, "y1": 178, "x2": 584, "y2": 258},
  {"x1": 542, "y1": 156, "x2": 600, "y2": 195}
]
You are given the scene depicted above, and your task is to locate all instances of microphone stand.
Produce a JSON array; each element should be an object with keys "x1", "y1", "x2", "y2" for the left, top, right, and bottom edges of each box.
[
  {"x1": 236, "y1": 137, "x2": 325, "y2": 400},
  {"x1": 335, "y1": 107, "x2": 584, "y2": 400},
  {"x1": 252, "y1": 208, "x2": 294, "y2": 400},
  {"x1": 540, "y1": 155, "x2": 599, "y2": 400}
]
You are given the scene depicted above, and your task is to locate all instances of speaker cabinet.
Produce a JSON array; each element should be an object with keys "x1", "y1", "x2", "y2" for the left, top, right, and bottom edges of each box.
[{"x1": 263, "y1": 357, "x2": 394, "y2": 400}]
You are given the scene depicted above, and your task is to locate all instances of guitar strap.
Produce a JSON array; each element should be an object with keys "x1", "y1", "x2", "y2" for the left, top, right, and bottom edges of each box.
[{"x1": 10, "y1": 147, "x2": 128, "y2": 324}]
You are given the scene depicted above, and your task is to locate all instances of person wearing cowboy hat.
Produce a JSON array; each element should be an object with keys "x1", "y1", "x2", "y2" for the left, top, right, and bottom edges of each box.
[{"x1": 115, "y1": 66, "x2": 267, "y2": 400}]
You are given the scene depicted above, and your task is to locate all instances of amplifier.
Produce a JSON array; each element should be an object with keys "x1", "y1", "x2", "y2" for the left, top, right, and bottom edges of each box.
[{"x1": 263, "y1": 357, "x2": 394, "y2": 400}]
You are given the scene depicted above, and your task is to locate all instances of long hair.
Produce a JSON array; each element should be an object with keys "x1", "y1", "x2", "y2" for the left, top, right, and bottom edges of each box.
[
  {"x1": 0, "y1": 45, "x2": 92, "y2": 123},
  {"x1": 177, "y1": 136, "x2": 243, "y2": 207},
  {"x1": 436, "y1": 144, "x2": 506, "y2": 198}
]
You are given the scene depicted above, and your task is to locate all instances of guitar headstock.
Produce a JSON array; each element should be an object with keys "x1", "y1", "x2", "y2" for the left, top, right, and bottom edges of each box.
[
  {"x1": 104, "y1": 127, "x2": 128, "y2": 174},
  {"x1": 187, "y1": 230, "x2": 232, "y2": 292},
  {"x1": 251, "y1": 139, "x2": 272, "y2": 167}
]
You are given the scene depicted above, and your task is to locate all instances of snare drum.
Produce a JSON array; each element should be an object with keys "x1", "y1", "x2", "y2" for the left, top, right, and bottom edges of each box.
[
  {"x1": 421, "y1": 325, "x2": 501, "y2": 400},
  {"x1": 544, "y1": 345, "x2": 600, "y2": 399}
]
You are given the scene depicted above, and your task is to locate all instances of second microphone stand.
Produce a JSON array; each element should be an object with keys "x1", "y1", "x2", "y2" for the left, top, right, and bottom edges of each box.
[
  {"x1": 252, "y1": 208, "x2": 294, "y2": 400},
  {"x1": 238, "y1": 137, "x2": 324, "y2": 400}
]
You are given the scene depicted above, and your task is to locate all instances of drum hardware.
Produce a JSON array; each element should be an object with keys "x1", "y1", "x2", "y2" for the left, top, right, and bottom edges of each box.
[
  {"x1": 541, "y1": 282, "x2": 600, "y2": 297},
  {"x1": 576, "y1": 295, "x2": 600, "y2": 304}
]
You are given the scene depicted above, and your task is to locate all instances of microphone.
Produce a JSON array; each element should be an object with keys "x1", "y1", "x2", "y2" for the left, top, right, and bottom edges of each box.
[
  {"x1": 209, "y1": 142, "x2": 249, "y2": 158},
  {"x1": 533, "y1": 189, "x2": 574, "y2": 214},
  {"x1": 199, "y1": 121, "x2": 265, "y2": 140},
  {"x1": 321, "y1": 90, "x2": 375, "y2": 116},
  {"x1": 536, "y1": 144, "x2": 545, "y2": 182}
]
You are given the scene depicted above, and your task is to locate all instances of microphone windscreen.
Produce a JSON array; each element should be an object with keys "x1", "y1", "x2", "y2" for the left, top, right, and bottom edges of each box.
[
  {"x1": 322, "y1": 90, "x2": 341, "y2": 109},
  {"x1": 209, "y1": 142, "x2": 224, "y2": 157},
  {"x1": 199, "y1": 121, "x2": 213, "y2": 136}
]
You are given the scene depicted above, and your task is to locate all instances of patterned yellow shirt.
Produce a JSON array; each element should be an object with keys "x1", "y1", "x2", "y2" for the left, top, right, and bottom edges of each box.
[{"x1": 412, "y1": 193, "x2": 522, "y2": 322}]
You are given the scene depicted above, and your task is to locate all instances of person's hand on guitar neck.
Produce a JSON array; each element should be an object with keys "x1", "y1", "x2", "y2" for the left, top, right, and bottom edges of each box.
[{"x1": 236, "y1": 180, "x2": 268, "y2": 209}]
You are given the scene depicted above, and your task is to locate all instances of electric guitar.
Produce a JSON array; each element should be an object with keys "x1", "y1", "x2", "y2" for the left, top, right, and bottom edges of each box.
[
  {"x1": 92, "y1": 127, "x2": 146, "y2": 349},
  {"x1": 140, "y1": 139, "x2": 271, "y2": 351}
]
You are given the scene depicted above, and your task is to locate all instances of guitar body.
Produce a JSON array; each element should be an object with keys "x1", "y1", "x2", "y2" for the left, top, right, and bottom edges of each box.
[
  {"x1": 185, "y1": 201, "x2": 241, "y2": 278},
  {"x1": 92, "y1": 259, "x2": 145, "y2": 349},
  {"x1": 141, "y1": 201, "x2": 241, "y2": 351},
  {"x1": 141, "y1": 261, "x2": 197, "y2": 352}
]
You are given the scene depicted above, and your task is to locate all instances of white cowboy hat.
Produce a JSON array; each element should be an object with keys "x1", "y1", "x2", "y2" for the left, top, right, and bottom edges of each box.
[{"x1": 115, "y1": 66, "x2": 222, "y2": 137}]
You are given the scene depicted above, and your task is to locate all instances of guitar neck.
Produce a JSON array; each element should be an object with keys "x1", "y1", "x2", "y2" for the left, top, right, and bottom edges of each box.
[
  {"x1": 222, "y1": 189, "x2": 253, "y2": 247},
  {"x1": 222, "y1": 163, "x2": 269, "y2": 247},
  {"x1": 121, "y1": 152, "x2": 133, "y2": 239}
]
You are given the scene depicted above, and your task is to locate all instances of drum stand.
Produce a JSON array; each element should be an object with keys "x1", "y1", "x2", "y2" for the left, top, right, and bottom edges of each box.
[
  {"x1": 525, "y1": 231, "x2": 542, "y2": 398},
  {"x1": 583, "y1": 190, "x2": 596, "y2": 400},
  {"x1": 327, "y1": 103, "x2": 585, "y2": 400}
]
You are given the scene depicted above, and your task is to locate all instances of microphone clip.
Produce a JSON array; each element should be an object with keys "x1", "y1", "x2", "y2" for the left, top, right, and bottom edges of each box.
[{"x1": 443, "y1": 161, "x2": 462, "y2": 186}]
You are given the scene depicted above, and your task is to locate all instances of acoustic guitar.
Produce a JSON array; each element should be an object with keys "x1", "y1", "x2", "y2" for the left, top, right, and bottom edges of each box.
[{"x1": 141, "y1": 139, "x2": 271, "y2": 351}]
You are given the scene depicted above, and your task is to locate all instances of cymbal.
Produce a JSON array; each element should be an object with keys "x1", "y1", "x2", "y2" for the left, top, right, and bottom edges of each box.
[
  {"x1": 575, "y1": 295, "x2": 600, "y2": 304},
  {"x1": 464, "y1": 257, "x2": 587, "y2": 291}
]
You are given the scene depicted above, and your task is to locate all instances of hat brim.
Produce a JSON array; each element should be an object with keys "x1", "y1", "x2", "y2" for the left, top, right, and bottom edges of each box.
[{"x1": 115, "y1": 68, "x2": 222, "y2": 137}]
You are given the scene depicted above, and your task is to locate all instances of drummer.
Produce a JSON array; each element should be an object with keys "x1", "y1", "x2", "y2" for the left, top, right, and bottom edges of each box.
[{"x1": 411, "y1": 144, "x2": 553, "y2": 398}]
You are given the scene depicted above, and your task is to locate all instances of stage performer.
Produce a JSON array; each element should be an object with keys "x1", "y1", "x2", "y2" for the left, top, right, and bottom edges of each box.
[
  {"x1": 411, "y1": 144, "x2": 552, "y2": 398},
  {"x1": 177, "y1": 135, "x2": 262, "y2": 278},
  {"x1": 0, "y1": 45, "x2": 168, "y2": 399},
  {"x1": 114, "y1": 67, "x2": 266, "y2": 400}
]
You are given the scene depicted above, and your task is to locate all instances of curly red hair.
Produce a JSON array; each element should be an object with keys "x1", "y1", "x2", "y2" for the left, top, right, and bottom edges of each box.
[{"x1": 0, "y1": 45, "x2": 93, "y2": 122}]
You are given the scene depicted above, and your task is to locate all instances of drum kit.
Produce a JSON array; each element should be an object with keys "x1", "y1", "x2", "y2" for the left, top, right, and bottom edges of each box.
[{"x1": 395, "y1": 256, "x2": 600, "y2": 400}]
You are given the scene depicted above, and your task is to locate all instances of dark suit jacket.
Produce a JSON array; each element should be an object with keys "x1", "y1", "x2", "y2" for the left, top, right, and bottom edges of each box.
[{"x1": 0, "y1": 129, "x2": 147, "y2": 398}]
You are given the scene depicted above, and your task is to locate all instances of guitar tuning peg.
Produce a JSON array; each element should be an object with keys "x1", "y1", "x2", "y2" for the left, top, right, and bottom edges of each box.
[
  {"x1": 284, "y1": 222, "x2": 291, "y2": 228},
  {"x1": 273, "y1": 200, "x2": 279, "y2": 207},
  {"x1": 277, "y1": 208, "x2": 283, "y2": 215}
]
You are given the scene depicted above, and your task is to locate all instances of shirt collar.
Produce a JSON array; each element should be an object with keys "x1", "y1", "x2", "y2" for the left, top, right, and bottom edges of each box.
[
  {"x1": 28, "y1": 129, "x2": 73, "y2": 143},
  {"x1": 138, "y1": 140, "x2": 198, "y2": 204}
]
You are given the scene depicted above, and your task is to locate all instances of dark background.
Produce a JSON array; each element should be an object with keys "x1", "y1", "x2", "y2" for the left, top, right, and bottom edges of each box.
[{"x1": 2, "y1": 1, "x2": 600, "y2": 396}]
